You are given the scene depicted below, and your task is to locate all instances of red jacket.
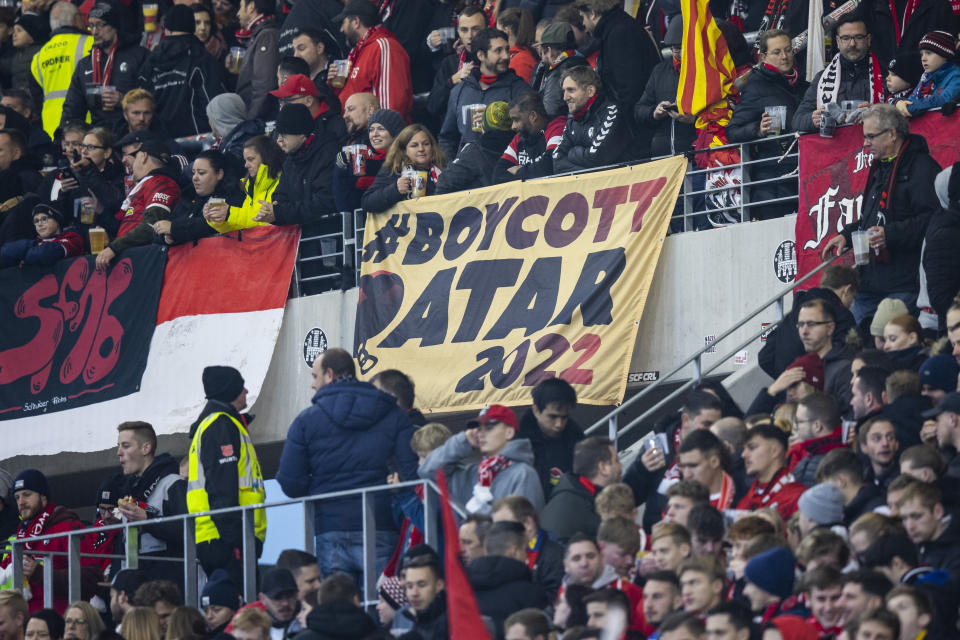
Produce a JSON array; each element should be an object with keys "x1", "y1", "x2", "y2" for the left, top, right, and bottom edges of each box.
[
  {"x1": 340, "y1": 26, "x2": 412, "y2": 122},
  {"x1": 785, "y1": 429, "x2": 845, "y2": 472},
  {"x1": 736, "y1": 467, "x2": 806, "y2": 522},
  {"x1": 508, "y1": 45, "x2": 538, "y2": 83}
]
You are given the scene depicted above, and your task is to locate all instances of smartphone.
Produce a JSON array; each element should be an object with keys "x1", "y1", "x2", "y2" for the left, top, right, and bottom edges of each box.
[{"x1": 665, "y1": 103, "x2": 679, "y2": 113}]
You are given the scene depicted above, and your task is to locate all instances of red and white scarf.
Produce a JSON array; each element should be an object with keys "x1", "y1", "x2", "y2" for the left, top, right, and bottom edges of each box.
[
  {"x1": 91, "y1": 40, "x2": 118, "y2": 86},
  {"x1": 0, "y1": 503, "x2": 58, "y2": 568},
  {"x1": 710, "y1": 472, "x2": 735, "y2": 511},
  {"x1": 348, "y1": 24, "x2": 389, "y2": 68},
  {"x1": 478, "y1": 454, "x2": 511, "y2": 487},
  {"x1": 888, "y1": 0, "x2": 919, "y2": 46},
  {"x1": 816, "y1": 52, "x2": 885, "y2": 108},
  {"x1": 235, "y1": 14, "x2": 269, "y2": 44}
]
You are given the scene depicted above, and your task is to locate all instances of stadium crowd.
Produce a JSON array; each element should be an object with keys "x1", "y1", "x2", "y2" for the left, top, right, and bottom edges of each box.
[{"x1": 4, "y1": 0, "x2": 960, "y2": 639}]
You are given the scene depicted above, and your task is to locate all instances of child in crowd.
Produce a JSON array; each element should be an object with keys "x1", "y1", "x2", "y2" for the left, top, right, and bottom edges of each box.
[
  {"x1": 0, "y1": 204, "x2": 83, "y2": 268},
  {"x1": 896, "y1": 31, "x2": 960, "y2": 117},
  {"x1": 886, "y1": 51, "x2": 924, "y2": 104}
]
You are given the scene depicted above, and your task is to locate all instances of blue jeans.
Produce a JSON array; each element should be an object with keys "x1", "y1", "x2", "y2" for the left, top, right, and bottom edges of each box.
[
  {"x1": 315, "y1": 530, "x2": 397, "y2": 593},
  {"x1": 851, "y1": 291, "x2": 918, "y2": 324}
]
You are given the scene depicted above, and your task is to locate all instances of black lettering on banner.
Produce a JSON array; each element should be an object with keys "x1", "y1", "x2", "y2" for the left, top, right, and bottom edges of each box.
[
  {"x1": 504, "y1": 195, "x2": 548, "y2": 250},
  {"x1": 483, "y1": 257, "x2": 560, "y2": 340},
  {"x1": 379, "y1": 267, "x2": 456, "y2": 347},
  {"x1": 451, "y1": 259, "x2": 523, "y2": 343},
  {"x1": 543, "y1": 193, "x2": 588, "y2": 248},
  {"x1": 443, "y1": 206, "x2": 483, "y2": 261},
  {"x1": 550, "y1": 248, "x2": 625, "y2": 326},
  {"x1": 477, "y1": 198, "x2": 518, "y2": 251},
  {"x1": 523, "y1": 333, "x2": 567, "y2": 386},
  {"x1": 402, "y1": 212, "x2": 444, "y2": 265},
  {"x1": 361, "y1": 213, "x2": 410, "y2": 263}
]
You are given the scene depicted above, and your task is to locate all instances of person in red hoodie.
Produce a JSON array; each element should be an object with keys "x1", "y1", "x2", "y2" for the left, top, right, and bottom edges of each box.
[
  {"x1": 737, "y1": 425, "x2": 806, "y2": 521},
  {"x1": 3, "y1": 470, "x2": 97, "y2": 613},
  {"x1": 330, "y1": 0, "x2": 413, "y2": 122},
  {"x1": 0, "y1": 204, "x2": 83, "y2": 269},
  {"x1": 786, "y1": 391, "x2": 845, "y2": 488}
]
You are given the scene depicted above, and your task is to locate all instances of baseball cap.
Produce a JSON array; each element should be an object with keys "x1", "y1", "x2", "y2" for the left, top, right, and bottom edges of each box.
[
  {"x1": 540, "y1": 21, "x2": 572, "y2": 48},
  {"x1": 922, "y1": 391, "x2": 960, "y2": 419},
  {"x1": 138, "y1": 139, "x2": 171, "y2": 163},
  {"x1": 270, "y1": 74, "x2": 319, "y2": 99},
  {"x1": 785, "y1": 352, "x2": 824, "y2": 390},
  {"x1": 259, "y1": 567, "x2": 298, "y2": 598},
  {"x1": 333, "y1": 0, "x2": 380, "y2": 25},
  {"x1": 466, "y1": 404, "x2": 518, "y2": 430},
  {"x1": 116, "y1": 130, "x2": 160, "y2": 148},
  {"x1": 111, "y1": 569, "x2": 148, "y2": 595}
]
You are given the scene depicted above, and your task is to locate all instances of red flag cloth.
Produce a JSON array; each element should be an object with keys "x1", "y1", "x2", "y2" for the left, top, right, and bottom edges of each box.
[{"x1": 437, "y1": 470, "x2": 491, "y2": 640}]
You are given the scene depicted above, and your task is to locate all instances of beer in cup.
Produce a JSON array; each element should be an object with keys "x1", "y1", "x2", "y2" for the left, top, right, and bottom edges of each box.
[
  {"x1": 89, "y1": 227, "x2": 107, "y2": 255},
  {"x1": 143, "y1": 3, "x2": 158, "y2": 31},
  {"x1": 331, "y1": 60, "x2": 351, "y2": 89},
  {"x1": 851, "y1": 230, "x2": 870, "y2": 266}
]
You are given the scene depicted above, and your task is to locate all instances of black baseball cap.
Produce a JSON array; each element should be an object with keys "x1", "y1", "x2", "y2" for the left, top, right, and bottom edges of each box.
[
  {"x1": 116, "y1": 130, "x2": 160, "y2": 148},
  {"x1": 259, "y1": 567, "x2": 298, "y2": 598},
  {"x1": 333, "y1": 0, "x2": 380, "y2": 25},
  {"x1": 922, "y1": 392, "x2": 960, "y2": 419}
]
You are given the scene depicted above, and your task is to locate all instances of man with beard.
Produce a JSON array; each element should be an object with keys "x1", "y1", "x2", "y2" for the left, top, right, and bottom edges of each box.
[
  {"x1": 232, "y1": 568, "x2": 300, "y2": 640},
  {"x1": 341, "y1": 92, "x2": 378, "y2": 145},
  {"x1": 276, "y1": 550, "x2": 322, "y2": 610},
  {"x1": 552, "y1": 65, "x2": 629, "y2": 173},
  {"x1": 493, "y1": 93, "x2": 567, "y2": 183},
  {"x1": 331, "y1": 0, "x2": 412, "y2": 121}
]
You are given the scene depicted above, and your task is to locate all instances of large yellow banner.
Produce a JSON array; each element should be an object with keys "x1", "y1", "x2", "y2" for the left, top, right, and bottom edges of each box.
[{"x1": 354, "y1": 156, "x2": 686, "y2": 413}]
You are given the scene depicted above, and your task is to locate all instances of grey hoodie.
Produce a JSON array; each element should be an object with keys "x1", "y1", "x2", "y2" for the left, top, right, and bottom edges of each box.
[{"x1": 418, "y1": 432, "x2": 545, "y2": 514}]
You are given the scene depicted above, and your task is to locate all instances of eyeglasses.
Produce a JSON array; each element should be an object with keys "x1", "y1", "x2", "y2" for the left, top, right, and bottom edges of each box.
[
  {"x1": 862, "y1": 128, "x2": 891, "y2": 141},
  {"x1": 796, "y1": 320, "x2": 833, "y2": 329},
  {"x1": 836, "y1": 34, "x2": 868, "y2": 43},
  {"x1": 64, "y1": 619, "x2": 86, "y2": 626},
  {"x1": 63, "y1": 140, "x2": 81, "y2": 148},
  {"x1": 82, "y1": 144, "x2": 106, "y2": 151},
  {"x1": 88, "y1": 21, "x2": 109, "y2": 31},
  {"x1": 33, "y1": 215, "x2": 52, "y2": 225}
]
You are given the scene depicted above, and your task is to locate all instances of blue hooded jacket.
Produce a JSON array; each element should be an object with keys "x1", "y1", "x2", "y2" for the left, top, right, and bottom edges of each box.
[
  {"x1": 907, "y1": 61, "x2": 960, "y2": 114},
  {"x1": 277, "y1": 378, "x2": 418, "y2": 533}
]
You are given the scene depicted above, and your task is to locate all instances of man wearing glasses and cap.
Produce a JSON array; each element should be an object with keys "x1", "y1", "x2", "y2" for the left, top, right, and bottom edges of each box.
[{"x1": 419, "y1": 404, "x2": 544, "y2": 515}]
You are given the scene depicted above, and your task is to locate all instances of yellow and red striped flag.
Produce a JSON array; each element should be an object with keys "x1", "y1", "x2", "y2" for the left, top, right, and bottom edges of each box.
[{"x1": 676, "y1": 0, "x2": 737, "y2": 116}]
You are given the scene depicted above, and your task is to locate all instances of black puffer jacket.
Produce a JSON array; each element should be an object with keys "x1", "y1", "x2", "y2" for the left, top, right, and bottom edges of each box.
[
  {"x1": 864, "y1": 0, "x2": 957, "y2": 68},
  {"x1": 435, "y1": 130, "x2": 515, "y2": 194},
  {"x1": 277, "y1": 0, "x2": 347, "y2": 59},
  {"x1": 137, "y1": 34, "x2": 224, "y2": 137},
  {"x1": 635, "y1": 58, "x2": 697, "y2": 157},
  {"x1": 295, "y1": 601, "x2": 378, "y2": 640},
  {"x1": 467, "y1": 556, "x2": 547, "y2": 640},
  {"x1": 840, "y1": 134, "x2": 941, "y2": 296},
  {"x1": 62, "y1": 41, "x2": 147, "y2": 131},
  {"x1": 791, "y1": 54, "x2": 878, "y2": 133},
  {"x1": 272, "y1": 125, "x2": 341, "y2": 226},
  {"x1": 552, "y1": 95, "x2": 629, "y2": 173},
  {"x1": 923, "y1": 206, "x2": 960, "y2": 327}
]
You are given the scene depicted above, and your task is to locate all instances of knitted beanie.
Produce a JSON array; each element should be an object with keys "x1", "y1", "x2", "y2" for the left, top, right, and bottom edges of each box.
[
  {"x1": 919, "y1": 30, "x2": 956, "y2": 60},
  {"x1": 744, "y1": 546, "x2": 796, "y2": 599}
]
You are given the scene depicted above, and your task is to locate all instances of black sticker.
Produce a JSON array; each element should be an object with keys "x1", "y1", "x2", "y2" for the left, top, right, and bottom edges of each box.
[
  {"x1": 303, "y1": 328, "x2": 328, "y2": 367},
  {"x1": 774, "y1": 240, "x2": 797, "y2": 283}
]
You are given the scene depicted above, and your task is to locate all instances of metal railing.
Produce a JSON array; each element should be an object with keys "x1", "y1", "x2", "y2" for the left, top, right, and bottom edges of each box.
[
  {"x1": 7, "y1": 479, "x2": 462, "y2": 608},
  {"x1": 583, "y1": 249, "x2": 846, "y2": 449}
]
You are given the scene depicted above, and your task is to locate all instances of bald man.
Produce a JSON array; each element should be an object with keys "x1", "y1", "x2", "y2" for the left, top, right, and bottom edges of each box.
[{"x1": 343, "y1": 92, "x2": 379, "y2": 137}]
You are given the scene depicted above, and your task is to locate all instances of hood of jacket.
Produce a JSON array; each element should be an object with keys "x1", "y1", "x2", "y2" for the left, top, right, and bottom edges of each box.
[
  {"x1": 304, "y1": 602, "x2": 377, "y2": 639},
  {"x1": 548, "y1": 472, "x2": 593, "y2": 500},
  {"x1": 149, "y1": 34, "x2": 209, "y2": 71},
  {"x1": 498, "y1": 438, "x2": 536, "y2": 465},
  {"x1": 309, "y1": 377, "x2": 400, "y2": 432},
  {"x1": 467, "y1": 555, "x2": 533, "y2": 590},
  {"x1": 590, "y1": 563, "x2": 619, "y2": 589},
  {"x1": 129, "y1": 452, "x2": 181, "y2": 493}
]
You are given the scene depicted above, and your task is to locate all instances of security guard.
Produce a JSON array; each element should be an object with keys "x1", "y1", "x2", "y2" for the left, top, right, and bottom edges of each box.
[
  {"x1": 30, "y1": 2, "x2": 93, "y2": 137},
  {"x1": 187, "y1": 366, "x2": 266, "y2": 589}
]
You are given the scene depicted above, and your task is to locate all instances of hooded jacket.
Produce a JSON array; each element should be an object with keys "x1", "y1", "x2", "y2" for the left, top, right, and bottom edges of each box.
[
  {"x1": 418, "y1": 432, "x2": 545, "y2": 514},
  {"x1": 552, "y1": 94, "x2": 629, "y2": 174},
  {"x1": 294, "y1": 600, "x2": 378, "y2": 640},
  {"x1": 272, "y1": 124, "x2": 341, "y2": 226},
  {"x1": 839, "y1": 133, "x2": 941, "y2": 296},
  {"x1": 539, "y1": 473, "x2": 601, "y2": 542},
  {"x1": 277, "y1": 377, "x2": 418, "y2": 533},
  {"x1": 907, "y1": 61, "x2": 960, "y2": 115},
  {"x1": 209, "y1": 163, "x2": 280, "y2": 234},
  {"x1": 119, "y1": 453, "x2": 188, "y2": 555},
  {"x1": 515, "y1": 408, "x2": 584, "y2": 499},
  {"x1": 137, "y1": 34, "x2": 224, "y2": 137},
  {"x1": 532, "y1": 52, "x2": 588, "y2": 120},
  {"x1": 400, "y1": 590, "x2": 448, "y2": 640},
  {"x1": 785, "y1": 429, "x2": 845, "y2": 488},
  {"x1": 62, "y1": 39, "x2": 148, "y2": 130},
  {"x1": 467, "y1": 556, "x2": 547, "y2": 639},
  {"x1": 236, "y1": 17, "x2": 280, "y2": 120},
  {"x1": 923, "y1": 177, "x2": 960, "y2": 325}
]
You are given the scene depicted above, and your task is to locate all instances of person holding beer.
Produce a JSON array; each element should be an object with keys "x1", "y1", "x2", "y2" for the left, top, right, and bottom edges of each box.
[
  {"x1": 204, "y1": 137, "x2": 282, "y2": 233},
  {"x1": 360, "y1": 124, "x2": 447, "y2": 214},
  {"x1": 94, "y1": 139, "x2": 181, "y2": 270}
]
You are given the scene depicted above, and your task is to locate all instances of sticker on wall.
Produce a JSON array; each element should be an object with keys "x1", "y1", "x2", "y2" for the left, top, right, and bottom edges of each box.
[
  {"x1": 303, "y1": 328, "x2": 328, "y2": 367},
  {"x1": 734, "y1": 350, "x2": 749, "y2": 365},
  {"x1": 760, "y1": 322, "x2": 773, "y2": 342},
  {"x1": 774, "y1": 240, "x2": 797, "y2": 283},
  {"x1": 704, "y1": 336, "x2": 717, "y2": 353}
]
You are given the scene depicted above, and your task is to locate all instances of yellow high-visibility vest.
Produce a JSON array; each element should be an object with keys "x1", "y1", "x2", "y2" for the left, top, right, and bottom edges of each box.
[{"x1": 31, "y1": 32, "x2": 93, "y2": 137}]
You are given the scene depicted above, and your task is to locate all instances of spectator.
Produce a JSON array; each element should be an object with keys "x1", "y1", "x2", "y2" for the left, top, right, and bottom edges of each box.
[
  {"x1": 70, "y1": 127, "x2": 126, "y2": 232},
  {"x1": 899, "y1": 444, "x2": 945, "y2": 484},
  {"x1": 742, "y1": 546, "x2": 797, "y2": 622},
  {"x1": 1, "y1": 89, "x2": 54, "y2": 165},
  {"x1": 515, "y1": 377, "x2": 582, "y2": 499},
  {"x1": 503, "y1": 610, "x2": 550, "y2": 640},
  {"x1": 924, "y1": 165, "x2": 960, "y2": 330},
  {"x1": 292, "y1": 28, "x2": 331, "y2": 87},
  {"x1": 583, "y1": 588, "x2": 631, "y2": 632},
  {"x1": 0, "y1": 204, "x2": 82, "y2": 268},
  {"x1": 785, "y1": 392, "x2": 844, "y2": 487},
  {"x1": 258, "y1": 103, "x2": 339, "y2": 226},
  {"x1": 296, "y1": 574, "x2": 376, "y2": 640},
  {"x1": 849, "y1": 608, "x2": 901, "y2": 640},
  {"x1": 949, "y1": 298, "x2": 960, "y2": 365},
  {"x1": 677, "y1": 429, "x2": 741, "y2": 511},
  {"x1": 186, "y1": 365, "x2": 264, "y2": 588},
  {"x1": 159, "y1": 149, "x2": 245, "y2": 243},
  {"x1": 650, "y1": 523, "x2": 692, "y2": 573},
  {"x1": 31, "y1": 3, "x2": 92, "y2": 137},
  {"x1": 167, "y1": 607, "x2": 205, "y2": 640},
  {"x1": 401, "y1": 555, "x2": 448, "y2": 639},
  {"x1": 727, "y1": 29, "x2": 807, "y2": 220},
  {"x1": 375, "y1": 575, "x2": 408, "y2": 633},
  {"x1": 642, "y1": 571, "x2": 682, "y2": 636},
  {"x1": 796, "y1": 482, "x2": 846, "y2": 538},
  {"x1": 229, "y1": 608, "x2": 271, "y2": 640},
  {"x1": 330, "y1": 0, "x2": 412, "y2": 122},
  {"x1": 436, "y1": 100, "x2": 514, "y2": 193},
  {"x1": 795, "y1": 299, "x2": 855, "y2": 411},
  {"x1": 426, "y1": 5, "x2": 485, "y2": 124},
  {"x1": 239, "y1": 568, "x2": 300, "y2": 640},
  {"x1": 747, "y1": 351, "x2": 823, "y2": 421},
  {"x1": 340, "y1": 92, "x2": 378, "y2": 145},
  {"x1": 552, "y1": 583, "x2": 591, "y2": 631},
  {"x1": 884, "y1": 586, "x2": 933, "y2": 640},
  {"x1": 881, "y1": 315, "x2": 926, "y2": 368},
  {"x1": 561, "y1": 533, "x2": 640, "y2": 619},
  {"x1": 334, "y1": 105, "x2": 402, "y2": 212},
  {"x1": 635, "y1": 18, "x2": 696, "y2": 158},
  {"x1": 663, "y1": 480, "x2": 709, "y2": 528},
  {"x1": 372, "y1": 367, "x2": 427, "y2": 426},
  {"x1": 859, "y1": 417, "x2": 900, "y2": 492},
  {"x1": 109, "y1": 570, "x2": 148, "y2": 628},
  {"x1": 886, "y1": 51, "x2": 925, "y2": 103},
  {"x1": 6, "y1": 15, "x2": 46, "y2": 113},
  {"x1": 95, "y1": 139, "x2": 180, "y2": 271},
  {"x1": 624, "y1": 389, "x2": 722, "y2": 532},
  {"x1": 25, "y1": 611, "x2": 63, "y2": 640},
  {"x1": 420, "y1": 404, "x2": 544, "y2": 514},
  {"x1": 540, "y1": 436, "x2": 620, "y2": 541},
  {"x1": 863, "y1": 0, "x2": 956, "y2": 69},
  {"x1": 798, "y1": 566, "x2": 844, "y2": 637},
  {"x1": 439, "y1": 27, "x2": 533, "y2": 159},
  {"x1": 531, "y1": 21, "x2": 587, "y2": 120},
  {"x1": 61, "y1": 2, "x2": 146, "y2": 133},
  {"x1": 62, "y1": 603, "x2": 104, "y2": 640},
  {"x1": 137, "y1": 6, "x2": 223, "y2": 137},
  {"x1": 204, "y1": 136, "x2": 281, "y2": 234},
  {"x1": 115, "y1": 89, "x2": 161, "y2": 141},
  {"x1": 133, "y1": 581, "x2": 181, "y2": 637},
  {"x1": 492, "y1": 495, "x2": 564, "y2": 597},
  {"x1": 837, "y1": 570, "x2": 892, "y2": 628},
  {"x1": 924, "y1": 392, "x2": 960, "y2": 479},
  {"x1": 816, "y1": 448, "x2": 884, "y2": 527},
  {"x1": 459, "y1": 513, "x2": 492, "y2": 564},
  {"x1": 552, "y1": 65, "x2": 629, "y2": 173},
  {"x1": 737, "y1": 425, "x2": 806, "y2": 521},
  {"x1": 199, "y1": 569, "x2": 240, "y2": 636},
  {"x1": 276, "y1": 347, "x2": 417, "y2": 587},
  {"x1": 897, "y1": 480, "x2": 960, "y2": 577},
  {"x1": 207, "y1": 93, "x2": 262, "y2": 164},
  {"x1": 704, "y1": 602, "x2": 751, "y2": 640},
  {"x1": 234, "y1": 0, "x2": 279, "y2": 120},
  {"x1": 575, "y1": 0, "x2": 658, "y2": 149},
  {"x1": 493, "y1": 93, "x2": 566, "y2": 182},
  {"x1": 275, "y1": 549, "x2": 322, "y2": 609},
  {"x1": 362, "y1": 124, "x2": 446, "y2": 213},
  {"x1": 823, "y1": 104, "x2": 940, "y2": 323},
  {"x1": 658, "y1": 612, "x2": 705, "y2": 640},
  {"x1": 792, "y1": 15, "x2": 884, "y2": 133},
  {"x1": 119, "y1": 608, "x2": 159, "y2": 640},
  {"x1": 193, "y1": 4, "x2": 226, "y2": 64},
  {"x1": 497, "y1": 9, "x2": 537, "y2": 84},
  {"x1": 677, "y1": 556, "x2": 724, "y2": 617},
  {"x1": 898, "y1": 31, "x2": 960, "y2": 117}
]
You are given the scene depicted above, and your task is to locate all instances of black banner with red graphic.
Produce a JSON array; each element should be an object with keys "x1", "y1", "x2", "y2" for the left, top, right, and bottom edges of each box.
[{"x1": 0, "y1": 245, "x2": 166, "y2": 419}]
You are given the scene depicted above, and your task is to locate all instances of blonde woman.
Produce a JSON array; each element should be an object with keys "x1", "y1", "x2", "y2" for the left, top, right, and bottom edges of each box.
[
  {"x1": 361, "y1": 125, "x2": 447, "y2": 214},
  {"x1": 119, "y1": 607, "x2": 160, "y2": 640}
]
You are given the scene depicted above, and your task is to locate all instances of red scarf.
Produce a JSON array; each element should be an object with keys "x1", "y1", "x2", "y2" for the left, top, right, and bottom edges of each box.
[
  {"x1": 710, "y1": 472, "x2": 735, "y2": 511},
  {"x1": 479, "y1": 73, "x2": 499, "y2": 85},
  {"x1": 571, "y1": 94, "x2": 598, "y2": 120},
  {"x1": 661, "y1": 427, "x2": 686, "y2": 484},
  {"x1": 458, "y1": 48, "x2": 468, "y2": 70},
  {"x1": 0, "y1": 503, "x2": 58, "y2": 568},
  {"x1": 579, "y1": 475, "x2": 597, "y2": 495},
  {"x1": 785, "y1": 428, "x2": 844, "y2": 471},
  {"x1": 764, "y1": 62, "x2": 798, "y2": 86},
  {"x1": 806, "y1": 616, "x2": 843, "y2": 639},
  {"x1": 348, "y1": 24, "x2": 388, "y2": 67},
  {"x1": 888, "y1": 0, "x2": 920, "y2": 46},
  {"x1": 672, "y1": 56, "x2": 681, "y2": 73},
  {"x1": 91, "y1": 40, "x2": 118, "y2": 86},
  {"x1": 235, "y1": 14, "x2": 269, "y2": 44},
  {"x1": 478, "y1": 455, "x2": 511, "y2": 487}
]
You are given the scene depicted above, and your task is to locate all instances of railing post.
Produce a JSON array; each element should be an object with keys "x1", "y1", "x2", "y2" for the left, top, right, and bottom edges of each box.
[
  {"x1": 361, "y1": 491, "x2": 376, "y2": 606},
  {"x1": 242, "y1": 509, "x2": 257, "y2": 604},
  {"x1": 183, "y1": 517, "x2": 198, "y2": 608},
  {"x1": 607, "y1": 414, "x2": 618, "y2": 447},
  {"x1": 43, "y1": 552, "x2": 54, "y2": 607},
  {"x1": 12, "y1": 540, "x2": 23, "y2": 597},
  {"x1": 67, "y1": 533, "x2": 81, "y2": 604},
  {"x1": 682, "y1": 161, "x2": 693, "y2": 232},
  {"x1": 423, "y1": 482, "x2": 437, "y2": 549},
  {"x1": 303, "y1": 501, "x2": 316, "y2": 553},
  {"x1": 125, "y1": 526, "x2": 139, "y2": 569}
]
